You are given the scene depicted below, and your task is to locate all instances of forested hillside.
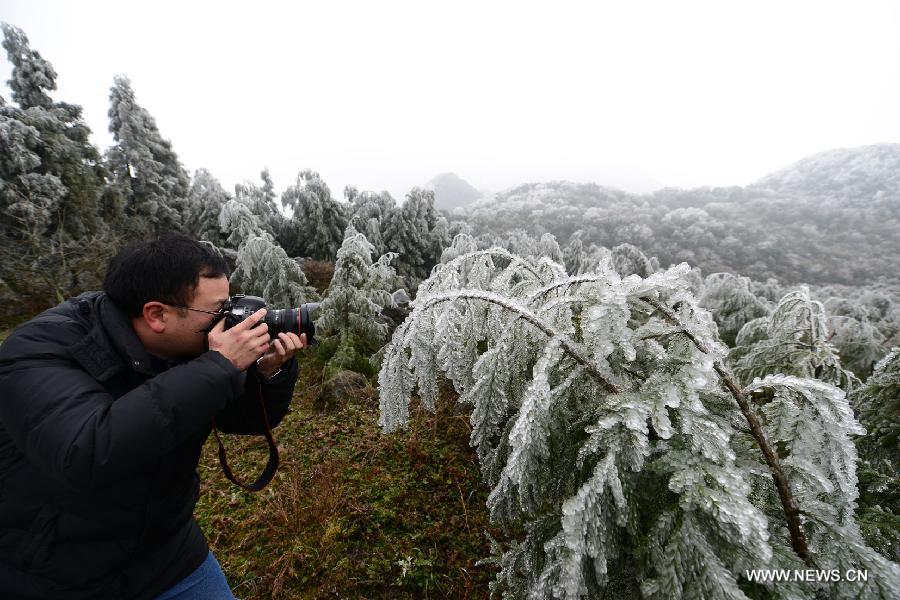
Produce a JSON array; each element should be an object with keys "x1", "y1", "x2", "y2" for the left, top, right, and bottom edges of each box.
[
  {"x1": 460, "y1": 145, "x2": 900, "y2": 287},
  {"x1": 1, "y1": 22, "x2": 898, "y2": 599}
]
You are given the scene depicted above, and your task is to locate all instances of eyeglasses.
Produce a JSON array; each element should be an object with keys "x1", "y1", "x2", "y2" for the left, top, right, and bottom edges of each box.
[
  {"x1": 162, "y1": 302, "x2": 228, "y2": 334},
  {"x1": 162, "y1": 303, "x2": 225, "y2": 317}
]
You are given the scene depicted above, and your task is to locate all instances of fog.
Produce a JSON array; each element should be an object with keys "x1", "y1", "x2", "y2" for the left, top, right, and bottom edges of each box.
[{"x1": 2, "y1": 0, "x2": 899, "y2": 199}]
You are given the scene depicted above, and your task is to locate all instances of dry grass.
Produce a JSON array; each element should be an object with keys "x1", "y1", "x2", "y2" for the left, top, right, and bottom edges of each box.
[{"x1": 196, "y1": 348, "x2": 501, "y2": 599}]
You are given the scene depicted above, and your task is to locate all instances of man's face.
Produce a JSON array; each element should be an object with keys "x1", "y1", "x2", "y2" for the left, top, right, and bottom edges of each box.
[{"x1": 166, "y1": 275, "x2": 230, "y2": 358}]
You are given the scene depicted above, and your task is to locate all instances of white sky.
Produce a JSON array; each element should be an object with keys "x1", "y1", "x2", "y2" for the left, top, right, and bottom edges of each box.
[{"x1": 2, "y1": 0, "x2": 899, "y2": 200}]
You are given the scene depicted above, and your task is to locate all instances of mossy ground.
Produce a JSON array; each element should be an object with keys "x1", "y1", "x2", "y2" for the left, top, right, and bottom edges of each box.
[{"x1": 196, "y1": 347, "x2": 502, "y2": 599}]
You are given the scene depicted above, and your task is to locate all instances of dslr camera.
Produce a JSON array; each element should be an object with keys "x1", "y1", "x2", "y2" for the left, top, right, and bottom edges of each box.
[{"x1": 220, "y1": 294, "x2": 319, "y2": 345}]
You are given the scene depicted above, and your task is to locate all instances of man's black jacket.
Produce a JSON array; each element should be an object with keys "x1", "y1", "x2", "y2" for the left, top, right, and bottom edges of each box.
[{"x1": 0, "y1": 291, "x2": 299, "y2": 599}]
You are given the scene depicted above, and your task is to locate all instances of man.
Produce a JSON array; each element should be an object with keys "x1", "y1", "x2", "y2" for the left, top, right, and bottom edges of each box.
[{"x1": 0, "y1": 233, "x2": 305, "y2": 599}]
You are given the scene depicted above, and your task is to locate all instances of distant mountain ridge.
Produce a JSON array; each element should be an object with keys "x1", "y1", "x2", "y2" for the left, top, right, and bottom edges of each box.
[
  {"x1": 427, "y1": 172, "x2": 482, "y2": 210},
  {"x1": 750, "y1": 144, "x2": 900, "y2": 202},
  {"x1": 458, "y1": 144, "x2": 900, "y2": 286}
]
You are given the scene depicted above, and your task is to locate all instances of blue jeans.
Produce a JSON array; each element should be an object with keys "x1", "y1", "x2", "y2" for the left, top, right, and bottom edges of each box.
[{"x1": 152, "y1": 551, "x2": 237, "y2": 599}]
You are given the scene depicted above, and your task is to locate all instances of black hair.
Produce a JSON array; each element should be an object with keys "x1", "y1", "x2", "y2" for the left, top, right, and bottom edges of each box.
[{"x1": 103, "y1": 233, "x2": 231, "y2": 317}]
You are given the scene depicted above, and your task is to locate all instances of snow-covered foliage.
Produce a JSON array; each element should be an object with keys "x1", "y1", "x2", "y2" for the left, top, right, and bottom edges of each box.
[
  {"x1": 827, "y1": 315, "x2": 888, "y2": 380},
  {"x1": 610, "y1": 242, "x2": 658, "y2": 278},
  {"x1": 731, "y1": 287, "x2": 861, "y2": 393},
  {"x1": 280, "y1": 169, "x2": 348, "y2": 260},
  {"x1": 699, "y1": 272, "x2": 772, "y2": 347},
  {"x1": 382, "y1": 187, "x2": 451, "y2": 287},
  {"x1": 230, "y1": 235, "x2": 318, "y2": 307},
  {"x1": 0, "y1": 24, "x2": 115, "y2": 313},
  {"x1": 218, "y1": 199, "x2": 264, "y2": 251},
  {"x1": 220, "y1": 183, "x2": 318, "y2": 306},
  {"x1": 440, "y1": 233, "x2": 481, "y2": 264},
  {"x1": 738, "y1": 375, "x2": 896, "y2": 597},
  {"x1": 562, "y1": 231, "x2": 590, "y2": 275},
  {"x1": 317, "y1": 225, "x2": 397, "y2": 344},
  {"x1": 1, "y1": 23, "x2": 55, "y2": 109},
  {"x1": 316, "y1": 225, "x2": 398, "y2": 375},
  {"x1": 851, "y1": 349, "x2": 900, "y2": 561},
  {"x1": 105, "y1": 75, "x2": 189, "y2": 237},
  {"x1": 234, "y1": 168, "x2": 281, "y2": 239},
  {"x1": 183, "y1": 168, "x2": 230, "y2": 248},
  {"x1": 377, "y1": 249, "x2": 900, "y2": 599}
]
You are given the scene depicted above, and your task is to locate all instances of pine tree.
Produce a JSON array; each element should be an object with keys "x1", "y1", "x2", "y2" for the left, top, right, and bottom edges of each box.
[
  {"x1": 105, "y1": 75, "x2": 189, "y2": 237},
  {"x1": 230, "y1": 235, "x2": 319, "y2": 307},
  {"x1": 346, "y1": 188, "x2": 396, "y2": 257},
  {"x1": 610, "y1": 242, "x2": 657, "y2": 278},
  {"x1": 234, "y1": 168, "x2": 282, "y2": 239},
  {"x1": 279, "y1": 169, "x2": 348, "y2": 260},
  {"x1": 1, "y1": 23, "x2": 54, "y2": 109},
  {"x1": 563, "y1": 231, "x2": 589, "y2": 275},
  {"x1": 851, "y1": 348, "x2": 900, "y2": 561},
  {"x1": 316, "y1": 224, "x2": 397, "y2": 376},
  {"x1": 382, "y1": 187, "x2": 450, "y2": 287},
  {"x1": 377, "y1": 249, "x2": 900, "y2": 599},
  {"x1": 183, "y1": 168, "x2": 230, "y2": 248},
  {"x1": 699, "y1": 272, "x2": 772, "y2": 347},
  {"x1": 827, "y1": 315, "x2": 888, "y2": 380},
  {"x1": 0, "y1": 23, "x2": 115, "y2": 314},
  {"x1": 731, "y1": 287, "x2": 861, "y2": 393},
  {"x1": 219, "y1": 183, "x2": 318, "y2": 306}
]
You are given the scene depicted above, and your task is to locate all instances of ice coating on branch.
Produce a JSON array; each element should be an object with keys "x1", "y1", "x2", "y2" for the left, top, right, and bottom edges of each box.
[
  {"x1": 733, "y1": 287, "x2": 861, "y2": 392},
  {"x1": 376, "y1": 248, "x2": 900, "y2": 598}
]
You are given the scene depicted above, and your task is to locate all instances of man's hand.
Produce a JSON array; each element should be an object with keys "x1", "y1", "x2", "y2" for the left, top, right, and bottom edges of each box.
[
  {"x1": 257, "y1": 332, "x2": 307, "y2": 378},
  {"x1": 207, "y1": 308, "x2": 271, "y2": 371}
]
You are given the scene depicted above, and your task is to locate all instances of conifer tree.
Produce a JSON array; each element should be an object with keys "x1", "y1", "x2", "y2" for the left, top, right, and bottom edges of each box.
[
  {"x1": 316, "y1": 224, "x2": 397, "y2": 375},
  {"x1": 378, "y1": 249, "x2": 900, "y2": 599},
  {"x1": 851, "y1": 348, "x2": 900, "y2": 561},
  {"x1": 183, "y1": 168, "x2": 230, "y2": 248},
  {"x1": 346, "y1": 188, "x2": 396, "y2": 257},
  {"x1": 563, "y1": 231, "x2": 589, "y2": 275},
  {"x1": 230, "y1": 235, "x2": 318, "y2": 307},
  {"x1": 827, "y1": 315, "x2": 888, "y2": 380},
  {"x1": 699, "y1": 272, "x2": 772, "y2": 347},
  {"x1": 440, "y1": 233, "x2": 481, "y2": 264},
  {"x1": 731, "y1": 287, "x2": 861, "y2": 392},
  {"x1": 0, "y1": 23, "x2": 114, "y2": 313},
  {"x1": 610, "y1": 242, "x2": 657, "y2": 278},
  {"x1": 234, "y1": 168, "x2": 281, "y2": 239},
  {"x1": 382, "y1": 187, "x2": 450, "y2": 287},
  {"x1": 218, "y1": 186, "x2": 318, "y2": 306},
  {"x1": 106, "y1": 75, "x2": 189, "y2": 238},
  {"x1": 279, "y1": 169, "x2": 348, "y2": 260}
]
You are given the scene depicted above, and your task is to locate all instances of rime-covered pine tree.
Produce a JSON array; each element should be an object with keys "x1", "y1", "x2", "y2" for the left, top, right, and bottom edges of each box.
[
  {"x1": 827, "y1": 315, "x2": 888, "y2": 380},
  {"x1": 346, "y1": 187, "x2": 396, "y2": 256},
  {"x1": 229, "y1": 235, "x2": 318, "y2": 307},
  {"x1": 851, "y1": 348, "x2": 900, "y2": 561},
  {"x1": 280, "y1": 169, "x2": 348, "y2": 260},
  {"x1": 106, "y1": 75, "x2": 189, "y2": 237},
  {"x1": 382, "y1": 187, "x2": 450, "y2": 287},
  {"x1": 316, "y1": 224, "x2": 397, "y2": 375},
  {"x1": 610, "y1": 242, "x2": 658, "y2": 278},
  {"x1": 562, "y1": 231, "x2": 589, "y2": 275},
  {"x1": 377, "y1": 248, "x2": 900, "y2": 599},
  {"x1": 183, "y1": 168, "x2": 230, "y2": 248},
  {"x1": 234, "y1": 168, "x2": 281, "y2": 239},
  {"x1": 0, "y1": 23, "x2": 114, "y2": 310},
  {"x1": 219, "y1": 194, "x2": 318, "y2": 306},
  {"x1": 731, "y1": 287, "x2": 861, "y2": 392},
  {"x1": 699, "y1": 272, "x2": 772, "y2": 347}
]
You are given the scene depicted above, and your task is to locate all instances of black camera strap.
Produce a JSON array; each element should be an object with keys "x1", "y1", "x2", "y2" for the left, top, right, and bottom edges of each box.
[{"x1": 211, "y1": 377, "x2": 279, "y2": 492}]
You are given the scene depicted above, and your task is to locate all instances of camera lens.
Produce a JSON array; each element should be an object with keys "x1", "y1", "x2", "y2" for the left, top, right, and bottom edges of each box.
[
  {"x1": 263, "y1": 303, "x2": 319, "y2": 345},
  {"x1": 265, "y1": 308, "x2": 299, "y2": 336}
]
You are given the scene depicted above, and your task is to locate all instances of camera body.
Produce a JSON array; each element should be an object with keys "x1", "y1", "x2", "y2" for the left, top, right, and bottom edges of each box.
[{"x1": 223, "y1": 294, "x2": 319, "y2": 345}]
